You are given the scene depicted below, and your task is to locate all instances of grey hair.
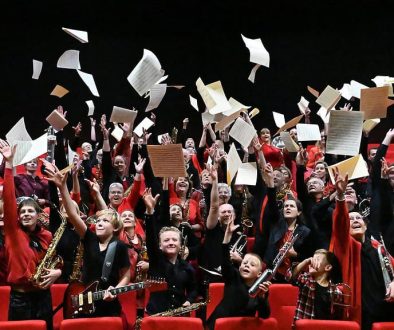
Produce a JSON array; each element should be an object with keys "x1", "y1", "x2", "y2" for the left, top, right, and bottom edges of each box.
[{"x1": 218, "y1": 183, "x2": 232, "y2": 197}]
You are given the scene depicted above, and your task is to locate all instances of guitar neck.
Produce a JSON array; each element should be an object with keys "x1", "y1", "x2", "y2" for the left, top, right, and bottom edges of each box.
[{"x1": 93, "y1": 281, "x2": 147, "y2": 301}]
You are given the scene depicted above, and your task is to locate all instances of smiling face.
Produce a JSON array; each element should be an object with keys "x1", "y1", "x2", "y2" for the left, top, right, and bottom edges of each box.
[
  {"x1": 159, "y1": 229, "x2": 181, "y2": 257},
  {"x1": 239, "y1": 254, "x2": 263, "y2": 280},
  {"x1": 283, "y1": 199, "x2": 301, "y2": 220},
  {"x1": 313, "y1": 163, "x2": 327, "y2": 180},
  {"x1": 349, "y1": 212, "x2": 367, "y2": 242},
  {"x1": 19, "y1": 205, "x2": 39, "y2": 232},
  {"x1": 82, "y1": 142, "x2": 93, "y2": 153},
  {"x1": 260, "y1": 128, "x2": 271, "y2": 144},
  {"x1": 185, "y1": 138, "x2": 195, "y2": 149},
  {"x1": 273, "y1": 170, "x2": 285, "y2": 188},
  {"x1": 219, "y1": 203, "x2": 235, "y2": 226},
  {"x1": 170, "y1": 204, "x2": 183, "y2": 223},
  {"x1": 121, "y1": 210, "x2": 135, "y2": 228},
  {"x1": 113, "y1": 156, "x2": 126, "y2": 175},
  {"x1": 108, "y1": 184, "x2": 124, "y2": 207},
  {"x1": 218, "y1": 184, "x2": 231, "y2": 205},
  {"x1": 24, "y1": 158, "x2": 38, "y2": 173},
  {"x1": 175, "y1": 177, "x2": 190, "y2": 195}
]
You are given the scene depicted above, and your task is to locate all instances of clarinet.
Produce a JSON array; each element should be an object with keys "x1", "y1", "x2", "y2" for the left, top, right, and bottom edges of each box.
[{"x1": 248, "y1": 233, "x2": 299, "y2": 297}]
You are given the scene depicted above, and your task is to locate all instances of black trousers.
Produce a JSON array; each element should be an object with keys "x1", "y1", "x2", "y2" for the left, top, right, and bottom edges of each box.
[{"x1": 9, "y1": 289, "x2": 53, "y2": 330}]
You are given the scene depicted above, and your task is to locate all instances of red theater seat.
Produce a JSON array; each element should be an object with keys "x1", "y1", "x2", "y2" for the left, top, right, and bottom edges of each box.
[
  {"x1": 247, "y1": 237, "x2": 255, "y2": 253},
  {"x1": 206, "y1": 283, "x2": 225, "y2": 320},
  {"x1": 268, "y1": 284, "x2": 299, "y2": 330},
  {"x1": 140, "y1": 316, "x2": 204, "y2": 330},
  {"x1": 51, "y1": 284, "x2": 68, "y2": 330},
  {"x1": 0, "y1": 320, "x2": 47, "y2": 330},
  {"x1": 0, "y1": 286, "x2": 11, "y2": 321},
  {"x1": 214, "y1": 317, "x2": 278, "y2": 330},
  {"x1": 295, "y1": 319, "x2": 360, "y2": 329},
  {"x1": 59, "y1": 317, "x2": 123, "y2": 330},
  {"x1": 118, "y1": 290, "x2": 137, "y2": 330},
  {"x1": 372, "y1": 323, "x2": 394, "y2": 330}
]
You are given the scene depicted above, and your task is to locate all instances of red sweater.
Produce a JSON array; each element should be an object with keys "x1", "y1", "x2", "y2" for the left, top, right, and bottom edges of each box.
[{"x1": 4, "y1": 168, "x2": 52, "y2": 285}]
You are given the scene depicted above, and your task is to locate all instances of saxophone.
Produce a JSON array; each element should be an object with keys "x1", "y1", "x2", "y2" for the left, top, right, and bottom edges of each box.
[
  {"x1": 30, "y1": 210, "x2": 67, "y2": 288},
  {"x1": 69, "y1": 242, "x2": 84, "y2": 282},
  {"x1": 376, "y1": 234, "x2": 394, "y2": 298}
]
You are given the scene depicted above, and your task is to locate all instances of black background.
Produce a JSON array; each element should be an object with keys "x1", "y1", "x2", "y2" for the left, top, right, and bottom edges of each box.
[{"x1": 1, "y1": 0, "x2": 393, "y2": 143}]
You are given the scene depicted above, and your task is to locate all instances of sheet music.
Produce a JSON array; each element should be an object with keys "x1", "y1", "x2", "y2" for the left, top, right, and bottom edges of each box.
[
  {"x1": 196, "y1": 78, "x2": 231, "y2": 114},
  {"x1": 145, "y1": 84, "x2": 167, "y2": 112},
  {"x1": 133, "y1": 117, "x2": 154, "y2": 137},
  {"x1": 201, "y1": 111, "x2": 215, "y2": 126},
  {"x1": 248, "y1": 64, "x2": 261, "y2": 83},
  {"x1": 46, "y1": 110, "x2": 69, "y2": 131},
  {"x1": 86, "y1": 100, "x2": 95, "y2": 116},
  {"x1": 223, "y1": 97, "x2": 250, "y2": 116},
  {"x1": 315, "y1": 85, "x2": 341, "y2": 110},
  {"x1": 371, "y1": 75, "x2": 394, "y2": 96},
  {"x1": 147, "y1": 144, "x2": 187, "y2": 177},
  {"x1": 6, "y1": 118, "x2": 32, "y2": 143},
  {"x1": 110, "y1": 106, "x2": 138, "y2": 125},
  {"x1": 297, "y1": 96, "x2": 309, "y2": 114},
  {"x1": 77, "y1": 70, "x2": 100, "y2": 97},
  {"x1": 339, "y1": 83, "x2": 352, "y2": 100},
  {"x1": 229, "y1": 118, "x2": 256, "y2": 148},
  {"x1": 241, "y1": 34, "x2": 270, "y2": 67},
  {"x1": 273, "y1": 111, "x2": 285, "y2": 128},
  {"x1": 235, "y1": 162, "x2": 257, "y2": 186},
  {"x1": 50, "y1": 85, "x2": 69, "y2": 98},
  {"x1": 14, "y1": 133, "x2": 47, "y2": 166},
  {"x1": 327, "y1": 154, "x2": 369, "y2": 184},
  {"x1": 326, "y1": 111, "x2": 364, "y2": 156},
  {"x1": 360, "y1": 86, "x2": 389, "y2": 119},
  {"x1": 296, "y1": 123, "x2": 321, "y2": 141},
  {"x1": 227, "y1": 143, "x2": 242, "y2": 184},
  {"x1": 362, "y1": 118, "x2": 380, "y2": 134},
  {"x1": 280, "y1": 132, "x2": 300, "y2": 153},
  {"x1": 215, "y1": 109, "x2": 243, "y2": 132},
  {"x1": 57, "y1": 50, "x2": 81, "y2": 70},
  {"x1": 189, "y1": 95, "x2": 199, "y2": 111},
  {"x1": 62, "y1": 27, "x2": 88, "y2": 43},
  {"x1": 111, "y1": 124, "x2": 124, "y2": 142},
  {"x1": 350, "y1": 80, "x2": 369, "y2": 99},
  {"x1": 32, "y1": 60, "x2": 43, "y2": 80}
]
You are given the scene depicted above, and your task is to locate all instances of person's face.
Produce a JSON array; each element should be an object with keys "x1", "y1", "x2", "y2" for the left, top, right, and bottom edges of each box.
[
  {"x1": 307, "y1": 178, "x2": 324, "y2": 194},
  {"x1": 280, "y1": 169, "x2": 291, "y2": 184},
  {"x1": 308, "y1": 253, "x2": 330, "y2": 276},
  {"x1": 345, "y1": 186, "x2": 357, "y2": 206},
  {"x1": 183, "y1": 149, "x2": 191, "y2": 163},
  {"x1": 200, "y1": 170, "x2": 212, "y2": 186},
  {"x1": 170, "y1": 205, "x2": 183, "y2": 222},
  {"x1": 218, "y1": 186, "x2": 231, "y2": 204},
  {"x1": 73, "y1": 154, "x2": 80, "y2": 165},
  {"x1": 234, "y1": 184, "x2": 244, "y2": 194},
  {"x1": 239, "y1": 254, "x2": 262, "y2": 280},
  {"x1": 313, "y1": 163, "x2": 326, "y2": 179},
  {"x1": 368, "y1": 148, "x2": 377, "y2": 161},
  {"x1": 219, "y1": 204, "x2": 234, "y2": 225},
  {"x1": 96, "y1": 149, "x2": 103, "y2": 164},
  {"x1": 113, "y1": 156, "x2": 126, "y2": 174},
  {"x1": 273, "y1": 170, "x2": 285, "y2": 188},
  {"x1": 175, "y1": 177, "x2": 189, "y2": 194},
  {"x1": 349, "y1": 212, "x2": 367, "y2": 241},
  {"x1": 25, "y1": 159, "x2": 38, "y2": 172},
  {"x1": 121, "y1": 210, "x2": 135, "y2": 228},
  {"x1": 185, "y1": 138, "x2": 195, "y2": 149},
  {"x1": 82, "y1": 143, "x2": 93, "y2": 153},
  {"x1": 109, "y1": 186, "x2": 124, "y2": 206},
  {"x1": 289, "y1": 128, "x2": 298, "y2": 142},
  {"x1": 19, "y1": 205, "x2": 39, "y2": 231},
  {"x1": 260, "y1": 129, "x2": 271, "y2": 143},
  {"x1": 159, "y1": 230, "x2": 181, "y2": 256},
  {"x1": 95, "y1": 215, "x2": 115, "y2": 238},
  {"x1": 283, "y1": 200, "x2": 300, "y2": 219}
]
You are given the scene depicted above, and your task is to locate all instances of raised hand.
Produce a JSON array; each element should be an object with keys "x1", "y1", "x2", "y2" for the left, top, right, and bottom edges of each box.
[
  {"x1": 90, "y1": 117, "x2": 96, "y2": 126},
  {"x1": 134, "y1": 158, "x2": 146, "y2": 174},
  {"x1": 85, "y1": 178, "x2": 101, "y2": 196},
  {"x1": 57, "y1": 105, "x2": 67, "y2": 118},
  {"x1": 142, "y1": 188, "x2": 160, "y2": 212},
  {"x1": 44, "y1": 165, "x2": 68, "y2": 188},
  {"x1": 333, "y1": 167, "x2": 348, "y2": 196},
  {"x1": 100, "y1": 114, "x2": 107, "y2": 128},
  {"x1": 0, "y1": 139, "x2": 16, "y2": 163},
  {"x1": 340, "y1": 103, "x2": 353, "y2": 111},
  {"x1": 262, "y1": 163, "x2": 274, "y2": 188},
  {"x1": 72, "y1": 122, "x2": 82, "y2": 137}
]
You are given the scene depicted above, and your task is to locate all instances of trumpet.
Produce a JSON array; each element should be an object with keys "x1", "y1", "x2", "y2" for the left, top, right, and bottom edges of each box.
[
  {"x1": 376, "y1": 234, "x2": 394, "y2": 298},
  {"x1": 229, "y1": 232, "x2": 247, "y2": 257}
]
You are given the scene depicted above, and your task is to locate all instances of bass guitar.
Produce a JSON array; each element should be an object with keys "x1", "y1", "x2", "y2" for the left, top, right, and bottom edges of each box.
[{"x1": 63, "y1": 278, "x2": 166, "y2": 318}]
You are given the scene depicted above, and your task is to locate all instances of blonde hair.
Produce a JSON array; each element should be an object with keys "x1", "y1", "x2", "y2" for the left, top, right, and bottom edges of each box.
[
  {"x1": 95, "y1": 209, "x2": 123, "y2": 234},
  {"x1": 158, "y1": 226, "x2": 181, "y2": 240}
]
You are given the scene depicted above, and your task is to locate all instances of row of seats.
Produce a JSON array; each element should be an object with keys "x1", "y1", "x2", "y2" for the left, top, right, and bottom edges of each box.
[{"x1": 0, "y1": 284, "x2": 393, "y2": 330}]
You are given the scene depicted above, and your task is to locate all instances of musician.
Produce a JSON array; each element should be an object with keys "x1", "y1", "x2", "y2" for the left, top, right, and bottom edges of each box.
[
  {"x1": 45, "y1": 166, "x2": 130, "y2": 319},
  {"x1": 207, "y1": 218, "x2": 271, "y2": 330},
  {"x1": 142, "y1": 187, "x2": 198, "y2": 315},
  {"x1": 0, "y1": 140, "x2": 60, "y2": 330},
  {"x1": 286, "y1": 249, "x2": 342, "y2": 326},
  {"x1": 330, "y1": 168, "x2": 394, "y2": 329}
]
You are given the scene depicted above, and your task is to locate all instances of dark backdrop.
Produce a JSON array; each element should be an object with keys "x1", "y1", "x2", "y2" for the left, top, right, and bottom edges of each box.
[{"x1": 1, "y1": 0, "x2": 393, "y2": 143}]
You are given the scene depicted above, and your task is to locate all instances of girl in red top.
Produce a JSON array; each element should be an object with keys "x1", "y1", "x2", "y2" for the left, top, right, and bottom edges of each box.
[{"x1": 258, "y1": 128, "x2": 284, "y2": 169}]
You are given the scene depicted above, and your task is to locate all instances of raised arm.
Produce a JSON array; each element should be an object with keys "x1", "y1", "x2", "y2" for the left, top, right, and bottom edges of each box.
[{"x1": 206, "y1": 165, "x2": 219, "y2": 230}]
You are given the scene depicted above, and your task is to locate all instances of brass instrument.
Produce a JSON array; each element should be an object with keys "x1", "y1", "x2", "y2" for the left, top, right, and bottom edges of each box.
[
  {"x1": 46, "y1": 126, "x2": 56, "y2": 163},
  {"x1": 358, "y1": 197, "x2": 370, "y2": 217},
  {"x1": 30, "y1": 210, "x2": 67, "y2": 287},
  {"x1": 135, "y1": 241, "x2": 149, "y2": 282},
  {"x1": 241, "y1": 187, "x2": 254, "y2": 229},
  {"x1": 328, "y1": 282, "x2": 352, "y2": 318},
  {"x1": 229, "y1": 232, "x2": 247, "y2": 258},
  {"x1": 179, "y1": 230, "x2": 188, "y2": 260},
  {"x1": 69, "y1": 242, "x2": 84, "y2": 282},
  {"x1": 376, "y1": 234, "x2": 394, "y2": 298},
  {"x1": 171, "y1": 127, "x2": 178, "y2": 144}
]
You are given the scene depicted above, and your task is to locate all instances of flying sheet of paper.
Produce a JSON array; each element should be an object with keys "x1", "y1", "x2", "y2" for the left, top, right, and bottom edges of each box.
[
  {"x1": 189, "y1": 95, "x2": 199, "y2": 111},
  {"x1": 111, "y1": 124, "x2": 124, "y2": 142},
  {"x1": 327, "y1": 154, "x2": 369, "y2": 184},
  {"x1": 316, "y1": 85, "x2": 341, "y2": 110},
  {"x1": 235, "y1": 162, "x2": 257, "y2": 186},
  {"x1": 46, "y1": 109, "x2": 69, "y2": 131},
  {"x1": 317, "y1": 107, "x2": 330, "y2": 124},
  {"x1": 146, "y1": 84, "x2": 167, "y2": 112},
  {"x1": 77, "y1": 70, "x2": 99, "y2": 97},
  {"x1": 223, "y1": 98, "x2": 250, "y2": 116},
  {"x1": 350, "y1": 80, "x2": 369, "y2": 99},
  {"x1": 248, "y1": 64, "x2": 261, "y2": 83},
  {"x1": 147, "y1": 144, "x2": 187, "y2": 177},
  {"x1": 62, "y1": 27, "x2": 88, "y2": 43},
  {"x1": 133, "y1": 117, "x2": 154, "y2": 137},
  {"x1": 110, "y1": 106, "x2": 138, "y2": 126},
  {"x1": 12, "y1": 141, "x2": 32, "y2": 167},
  {"x1": 280, "y1": 132, "x2": 299, "y2": 153},
  {"x1": 127, "y1": 49, "x2": 164, "y2": 97},
  {"x1": 340, "y1": 83, "x2": 352, "y2": 100},
  {"x1": 6, "y1": 118, "x2": 32, "y2": 143},
  {"x1": 32, "y1": 60, "x2": 43, "y2": 80},
  {"x1": 201, "y1": 111, "x2": 215, "y2": 126},
  {"x1": 274, "y1": 114, "x2": 304, "y2": 136},
  {"x1": 229, "y1": 118, "x2": 256, "y2": 148},
  {"x1": 249, "y1": 108, "x2": 260, "y2": 119},
  {"x1": 196, "y1": 78, "x2": 232, "y2": 115},
  {"x1": 371, "y1": 75, "x2": 394, "y2": 97},
  {"x1": 362, "y1": 118, "x2": 380, "y2": 134},
  {"x1": 296, "y1": 123, "x2": 321, "y2": 141},
  {"x1": 68, "y1": 143, "x2": 77, "y2": 166},
  {"x1": 57, "y1": 50, "x2": 81, "y2": 70},
  {"x1": 50, "y1": 85, "x2": 69, "y2": 98},
  {"x1": 86, "y1": 100, "x2": 95, "y2": 116},
  {"x1": 215, "y1": 109, "x2": 243, "y2": 132},
  {"x1": 272, "y1": 111, "x2": 286, "y2": 128},
  {"x1": 297, "y1": 96, "x2": 309, "y2": 114},
  {"x1": 241, "y1": 34, "x2": 270, "y2": 67},
  {"x1": 227, "y1": 143, "x2": 242, "y2": 185},
  {"x1": 360, "y1": 86, "x2": 389, "y2": 119},
  {"x1": 326, "y1": 111, "x2": 363, "y2": 156},
  {"x1": 307, "y1": 86, "x2": 320, "y2": 98},
  {"x1": 14, "y1": 133, "x2": 47, "y2": 167}
]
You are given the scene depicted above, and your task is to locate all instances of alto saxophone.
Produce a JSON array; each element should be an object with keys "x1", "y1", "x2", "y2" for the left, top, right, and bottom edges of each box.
[
  {"x1": 69, "y1": 242, "x2": 84, "y2": 282},
  {"x1": 30, "y1": 210, "x2": 67, "y2": 288}
]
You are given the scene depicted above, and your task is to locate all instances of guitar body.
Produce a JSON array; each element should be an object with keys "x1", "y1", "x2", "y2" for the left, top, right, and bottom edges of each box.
[{"x1": 63, "y1": 281, "x2": 99, "y2": 319}]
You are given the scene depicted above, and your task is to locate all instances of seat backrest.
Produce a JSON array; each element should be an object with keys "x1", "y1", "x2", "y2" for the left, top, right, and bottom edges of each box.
[
  {"x1": 214, "y1": 317, "x2": 278, "y2": 330},
  {"x1": 246, "y1": 237, "x2": 255, "y2": 253},
  {"x1": 0, "y1": 320, "x2": 47, "y2": 330},
  {"x1": 118, "y1": 290, "x2": 137, "y2": 329},
  {"x1": 268, "y1": 284, "x2": 299, "y2": 330},
  {"x1": 372, "y1": 323, "x2": 394, "y2": 330},
  {"x1": 59, "y1": 317, "x2": 123, "y2": 330},
  {"x1": 206, "y1": 283, "x2": 225, "y2": 320},
  {"x1": 295, "y1": 319, "x2": 360, "y2": 329},
  {"x1": 0, "y1": 286, "x2": 11, "y2": 321},
  {"x1": 141, "y1": 316, "x2": 203, "y2": 330},
  {"x1": 51, "y1": 284, "x2": 68, "y2": 330}
]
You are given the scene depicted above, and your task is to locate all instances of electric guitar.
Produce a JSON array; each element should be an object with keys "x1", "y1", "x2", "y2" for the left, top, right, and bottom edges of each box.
[{"x1": 63, "y1": 278, "x2": 166, "y2": 318}]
